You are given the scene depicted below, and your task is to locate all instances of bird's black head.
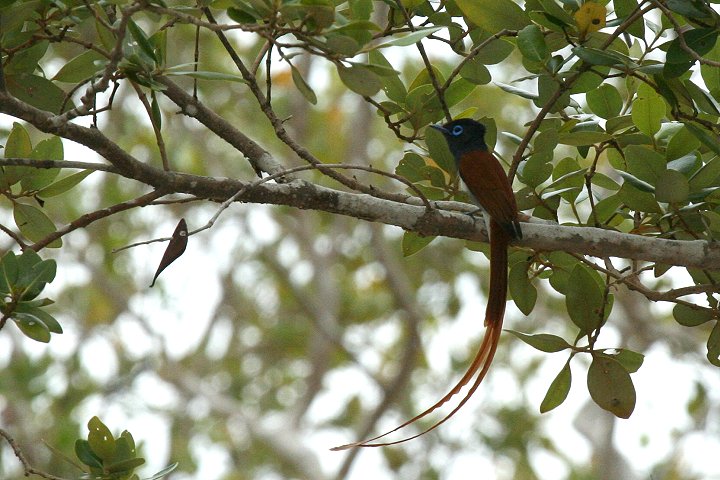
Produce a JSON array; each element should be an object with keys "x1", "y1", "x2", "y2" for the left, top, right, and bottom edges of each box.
[{"x1": 429, "y1": 119, "x2": 488, "y2": 159}]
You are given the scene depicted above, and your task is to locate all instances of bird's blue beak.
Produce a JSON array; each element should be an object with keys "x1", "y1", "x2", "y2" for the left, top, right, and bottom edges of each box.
[{"x1": 429, "y1": 124, "x2": 449, "y2": 135}]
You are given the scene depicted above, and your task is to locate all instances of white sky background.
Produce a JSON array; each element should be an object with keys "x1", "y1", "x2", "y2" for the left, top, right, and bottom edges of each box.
[{"x1": 2, "y1": 3, "x2": 720, "y2": 480}]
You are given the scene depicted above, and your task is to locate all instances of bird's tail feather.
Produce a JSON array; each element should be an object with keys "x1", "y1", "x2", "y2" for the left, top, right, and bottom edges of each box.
[{"x1": 331, "y1": 219, "x2": 510, "y2": 450}]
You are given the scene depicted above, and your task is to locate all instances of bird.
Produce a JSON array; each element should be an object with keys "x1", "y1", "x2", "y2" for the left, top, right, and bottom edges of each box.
[{"x1": 332, "y1": 118, "x2": 522, "y2": 450}]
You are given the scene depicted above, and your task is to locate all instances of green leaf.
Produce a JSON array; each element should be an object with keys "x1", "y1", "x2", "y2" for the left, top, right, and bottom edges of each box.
[
  {"x1": 4, "y1": 40, "x2": 49, "y2": 74},
  {"x1": 540, "y1": 362, "x2": 572, "y2": 413},
  {"x1": 701, "y1": 39, "x2": 720, "y2": 97},
  {"x1": 707, "y1": 322, "x2": 720, "y2": 367},
  {"x1": 13, "y1": 203, "x2": 61, "y2": 247},
  {"x1": 618, "y1": 171, "x2": 654, "y2": 193},
  {"x1": 604, "y1": 348, "x2": 644, "y2": 373},
  {"x1": 425, "y1": 124, "x2": 456, "y2": 174},
  {"x1": 37, "y1": 169, "x2": 94, "y2": 198},
  {"x1": 655, "y1": 169, "x2": 689, "y2": 203},
  {"x1": 632, "y1": 83, "x2": 665, "y2": 136},
  {"x1": 22, "y1": 137, "x2": 63, "y2": 191},
  {"x1": 401, "y1": 231, "x2": 435, "y2": 256},
  {"x1": 586, "y1": 84, "x2": 622, "y2": 119},
  {"x1": 368, "y1": 50, "x2": 406, "y2": 102},
  {"x1": 14, "y1": 313, "x2": 51, "y2": 342},
  {"x1": 617, "y1": 182, "x2": 662, "y2": 213},
  {"x1": 508, "y1": 261, "x2": 537, "y2": 315},
  {"x1": 53, "y1": 50, "x2": 108, "y2": 83},
  {"x1": 689, "y1": 157, "x2": 720, "y2": 191},
  {"x1": 572, "y1": 46, "x2": 634, "y2": 67},
  {"x1": 685, "y1": 123, "x2": 720, "y2": 156},
  {"x1": 614, "y1": 0, "x2": 644, "y2": 38},
  {"x1": 165, "y1": 70, "x2": 246, "y2": 82},
  {"x1": 290, "y1": 64, "x2": 317, "y2": 105},
  {"x1": 107, "y1": 457, "x2": 145, "y2": 473},
  {"x1": 666, "y1": 28, "x2": 718, "y2": 64},
  {"x1": 0, "y1": 251, "x2": 19, "y2": 295},
  {"x1": 144, "y1": 463, "x2": 179, "y2": 480},
  {"x1": 666, "y1": 126, "x2": 701, "y2": 160},
  {"x1": 75, "y1": 440, "x2": 103, "y2": 469},
  {"x1": 673, "y1": 304, "x2": 714, "y2": 327},
  {"x1": 587, "y1": 355, "x2": 636, "y2": 418},
  {"x1": 371, "y1": 26, "x2": 442, "y2": 49},
  {"x1": 15, "y1": 304, "x2": 62, "y2": 333},
  {"x1": 507, "y1": 330, "x2": 571, "y2": 353},
  {"x1": 127, "y1": 18, "x2": 158, "y2": 65},
  {"x1": 5, "y1": 74, "x2": 72, "y2": 114},
  {"x1": 455, "y1": 0, "x2": 531, "y2": 31},
  {"x1": 565, "y1": 264, "x2": 605, "y2": 334},
  {"x1": 557, "y1": 131, "x2": 612, "y2": 146},
  {"x1": 2, "y1": 122, "x2": 33, "y2": 188},
  {"x1": 459, "y1": 59, "x2": 491, "y2": 85},
  {"x1": 517, "y1": 24, "x2": 549, "y2": 62},
  {"x1": 88, "y1": 416, "x2": 116, "y2": 461},
  {"x1": 337, "y1": 64, "x2": 382, "y2": 96},
  {"x1": 395, "y1": 152, "x2": 426, "y2": 183}
]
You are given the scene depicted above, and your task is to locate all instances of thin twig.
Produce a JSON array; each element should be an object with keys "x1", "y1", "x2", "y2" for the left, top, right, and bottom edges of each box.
[{"x1": 0, "y1": 428, "x2": 71, "y2": 480}]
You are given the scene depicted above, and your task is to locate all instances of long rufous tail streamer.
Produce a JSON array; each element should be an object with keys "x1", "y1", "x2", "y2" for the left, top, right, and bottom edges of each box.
[{"x1": 331, "y1": 219, "x2": 510, "y2": 450}]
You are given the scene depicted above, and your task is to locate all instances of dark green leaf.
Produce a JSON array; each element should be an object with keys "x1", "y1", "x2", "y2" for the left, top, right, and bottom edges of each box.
[
  {"x1": 425, "y1": 124, "x2": 456, "y2": 174},
  {"x1": 604, "y1": 348, "x2": 645, "y2": 373},
  {"x1": 557, "y1": 131, "x2": 612, "y2": 146},
  {"x1": 685, "y1": 123, "x2": 720, "y2": 156},
  {"x1": 53, "y1": 50, "x2": 108, "y2": 83},
  {"x1": 586, "y1": 84, "x2": 622, "y2": 119},
  {"x1": 655, "y1": 169, "x2": 689, "y2": 203},
  {"x1": 37, "y1": 169, "x2": 94, "y2": 198},
  {"x1": 565, "y1": 264, "x2": 604, "y2": 334},
  {"x1": 507, "y1": 330, "x2": 571, "y2": 353},
  {"x1": 290, "y1": 64, "x2": 317, "y2": 104},
  {"x1": 14, "y1": 313, "x2": 51, "y2": 342},
  {"x1": 517, "y1": 25, "x2": 549, "y2": 62},
  {"x1": 689, "y1": 157, "x2": 720, "y2": 190},
  {"x1": 75, "y1": 440, "x2": 103, "y2": 469},
  {"x1": 587, "y1": 355, "x2": 636, "y2": 418},
  {"x1": 4, "y1": 40, "x2": 48, "y2": 74},
  {"x1": 337, "y1": 64, "x2": 382, "y2": 96},
  {"x1": 107, "y1": 457, "x2": 145, "y2": 473},
  {"x1": 673, "y1": 304, "x2": 714, "y2": 327},
  {"x1": 540, "y1": 362, "x2": 572, "y2": 413},
  {"x1": 6, "y1": 74, "x2": 72, "y2": 114},
  {"x1": 508, "y1": 261, "x2": 537, "y2": 315},
  {"x1": 13, "y1": 203, "x2": 61, "y2": 247},
  {"x1": 459, "y1": 59, "x2": 491, "y2": 85},
  {"x1": 455, "y1": 0, "x2": 531, "y2": 31}
]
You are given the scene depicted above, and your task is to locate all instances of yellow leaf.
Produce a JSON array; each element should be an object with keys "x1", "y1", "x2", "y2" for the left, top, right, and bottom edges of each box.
[{"x1": 575, "y1": 2, "x2": 606, "y2": 40}]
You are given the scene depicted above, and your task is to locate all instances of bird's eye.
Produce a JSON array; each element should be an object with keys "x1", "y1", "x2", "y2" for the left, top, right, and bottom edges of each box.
[{"x1": 451, "y1": 125, "x2": 464, "y2": 136}]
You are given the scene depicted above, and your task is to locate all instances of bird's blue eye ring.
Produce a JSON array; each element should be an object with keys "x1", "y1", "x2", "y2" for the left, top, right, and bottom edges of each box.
[{"x1": 451, "y1": 125, "x2": 464, "y2": 136}]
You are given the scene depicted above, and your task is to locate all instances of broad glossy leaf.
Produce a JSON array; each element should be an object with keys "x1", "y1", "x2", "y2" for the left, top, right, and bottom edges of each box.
[
  {"x1": 540, "y1": 362, "x2": 572, "y2": 413},
  {"x1": 14, "y1": 313, "x2": 51, "y2": 342},
  {"x1": 685, "y1": 123, "x2": 720, "y2": 156},
  {"x1": 53, "y1": 50, "x2": 108, "y2": 83},
  {"x1": 5, "y1": 74, "x2": 71, "y2": 114},
  {"x1": 507, "y1": 330, "x2": 571, "y2": 353},
  {"x1": 337, "y1": 64, "x2": 382, "y2": 96},
  {"x1": 75, "y1": 440, "x2": 103, "y2": 469},
  {"x1": 425, "y1": 124, "x2": 456, "y2": 174},
  {"x1": 455, "y1": 0, "x2": 531, "y2": 32},
  {"x1": 587, "y1": 355, "x2": 636, "y2": 418},
  {"x1": 4, "y1": 40, "x2": 48, "y2": 74},
  {"x1": 689, "y1": 157, "x2": 720, "y2": 190},
  {"x1": 459, "y1": 59, "x2": 491, "y2": 85},
  {"x1": 655, "y1": 169, "x2": 689, "y2": 203},
  {"x1": 666, "y1": 28, "x2": 718, "y2": 64},
  {"x1": 37, "y1": 169, "x2": 94, "y2": 198},
  {"x1": 368, "y1": 50, "x2": 406, "y2": 102},
  {"x1": 371, "y1": 26, "x2": 442, "y2": 49},
  {"x1": 517, "y1": 24, "x2": 549, "y2": 62},
  {"x1": 557, "y1": 131, "x2": 612, "y2": 146},
  {"x1": 395, "y1": 152, "x2": 426, "y2": 183},
  {"x1": 586, "y1": 83, "x2": 622, "y2": 119},
  {"x1": 15, "y1": 304, "x2": 62, "y2": 333},
  {"x1": 604, "y1": 348, "x2": 645, "y2": 373},
  {"x1": 565, "y1": 264, "x2": 604, "y2": 334},
  {"x1": 614, "y1": 0, "x2": 644, "y2": 38},
  {"x1": 632, "y1": 83, "x2": 665, "y2": 136},
  {"x1": 617, "y1": 182, "x2": 662, "y2": 213},
  {"x1": 2, "y1": 122, "x2": 33, "y2": 188},
  {"x1": 13, "y1": 203, "x2": 61, "y2": 247},
  {"x1": 673, "y1": 304, "x2": 714, "y2": 327},
  {"x1": 508, "y1": 261, "x2": 537, "y2": 315},
  {"x1": 21, "y1": 137, "x2": 63, "y2": 191},
  {"x1": 666, "y1": 126, "x2": 701, "y2": 160}
]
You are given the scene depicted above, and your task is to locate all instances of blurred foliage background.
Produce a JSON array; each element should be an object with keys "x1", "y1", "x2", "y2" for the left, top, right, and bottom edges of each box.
[{"x1": 1, "y1": 1, "x2": 720, "y2": 479}]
